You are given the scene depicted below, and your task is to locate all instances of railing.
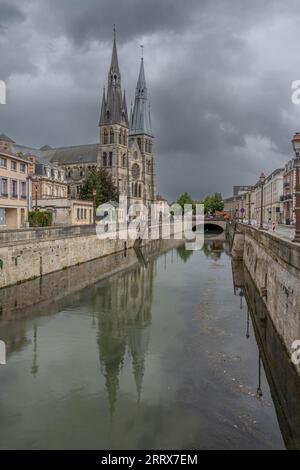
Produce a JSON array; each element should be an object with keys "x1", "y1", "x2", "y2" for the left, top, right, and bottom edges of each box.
[{"x1": 0, "y1": 224, "x2": 97, "y2": 245}]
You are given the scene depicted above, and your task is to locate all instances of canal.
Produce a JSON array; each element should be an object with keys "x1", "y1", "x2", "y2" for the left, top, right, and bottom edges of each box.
[{"x1": 0, "y1": 237, "x2": 299, "y2": 450}]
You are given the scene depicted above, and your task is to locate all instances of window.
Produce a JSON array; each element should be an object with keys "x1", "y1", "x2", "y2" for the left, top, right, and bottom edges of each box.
[
  {"x1": 77, "y1": 208, "x2": 80, "y2": 220},
  {"x1": 81, "y1": 208, "x2": 84, "y2": 219},
  {"x1": 11, "y1": 180, "x2": 18, "y2": 198},
  {"x1": 104, "y1": 129, "x2": 108, "y2": 145},
  {"x1": 0, "y1": 208, "x2": 5, "y2": 226},
  {"x1": 20, "y1": 163, "x2": 26, "y2": 173},
  {"x1": 109, "y1": 152, "x2": 113, "y2": 167},
  {"x1": 103, "y1": 152, "x2": 107, "y2": 166},
  {"x1": 122, "y1": 154, "x2": 126, "y2": 168},
  {"x1": 123, "y1": 132, "x2": 126, "y2": 146},
  {"x1": 11, "y1": 160, "x2": 17, "y2": 171},
  {"x1": 84, "y1": 209, "x2": 87, "y2": 219},
  {"x1": 1, "y1": 178, "x2": 8, "y2": 197},
  {"x1": 110, "y1": 129, "x2": 114, "y2": 144},
  {"x1": 0, "y1": 157, "x2": 7, "y2": 168},
  {"x1": 20, "y1": 181, "x2": 27, "y2": 199}
]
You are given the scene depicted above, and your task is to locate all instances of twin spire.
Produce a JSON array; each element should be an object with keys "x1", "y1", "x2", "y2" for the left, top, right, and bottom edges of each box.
[{"x1": 99, "y1": 28, "x2": 152, "y2": 137}]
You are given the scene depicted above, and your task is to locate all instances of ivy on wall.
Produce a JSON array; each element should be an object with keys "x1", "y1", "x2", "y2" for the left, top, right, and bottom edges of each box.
[{"x1": 28, "y1": 211, "x2": 53, "y2": 227}]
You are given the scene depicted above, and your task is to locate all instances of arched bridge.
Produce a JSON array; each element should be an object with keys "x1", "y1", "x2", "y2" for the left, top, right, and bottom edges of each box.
[{"x1": 193, "y1": 217, "x2": 227, "y2": 233}]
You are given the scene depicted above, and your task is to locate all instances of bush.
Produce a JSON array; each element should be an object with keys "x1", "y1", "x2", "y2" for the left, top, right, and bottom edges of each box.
[{"x1": 29, "y1": 210, "x2": 53, "y2": 227}]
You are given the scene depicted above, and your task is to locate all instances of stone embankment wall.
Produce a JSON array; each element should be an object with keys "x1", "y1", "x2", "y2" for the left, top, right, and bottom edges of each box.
[
  {"x1": 231, "y1": 223, "x2": 300, "y2": 362},
  {"x1": 0, "y1": 223, "x2": 183, "y2": 289}
]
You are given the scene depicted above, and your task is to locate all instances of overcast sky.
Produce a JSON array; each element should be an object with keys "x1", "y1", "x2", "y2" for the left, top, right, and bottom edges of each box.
[{"x1": 1, "y1": 0, "x2": 300, "y2": 200}]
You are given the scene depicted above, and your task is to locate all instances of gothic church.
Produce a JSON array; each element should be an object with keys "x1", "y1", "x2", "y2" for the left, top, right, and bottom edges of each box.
[{"x1": 0, "y1": 32, "x2": 157, "y2": 209}]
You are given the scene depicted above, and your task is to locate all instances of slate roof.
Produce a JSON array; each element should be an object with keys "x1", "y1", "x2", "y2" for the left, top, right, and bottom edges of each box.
[
  {"x1": 43, "y1": 144, "x2": 99, "y2": 165},
  {"x1": 0, "y1": 133, "x2": 16, "y2": 143},
  {"x1": 130, "y1": 58, "x2": 153, "y2": 137}
]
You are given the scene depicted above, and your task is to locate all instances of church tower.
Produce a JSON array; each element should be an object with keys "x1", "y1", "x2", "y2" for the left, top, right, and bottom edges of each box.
[
  {"x1": 98, "y1": 28, "x2": 129, "y2": 197},
  {"x1": 129, "y1": 53, "x2": 156, "y2": 206}
]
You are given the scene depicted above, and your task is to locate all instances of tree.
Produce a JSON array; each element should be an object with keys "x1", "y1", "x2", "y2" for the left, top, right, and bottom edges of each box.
[
  {"x1": 204, "y1": 193, "x2": 224, "y2": 215},
  {"x1": 81, "y1": 168, "x2": 119, "y2": 207},
  {"x1": 177, "y1": 192, "x2": 194, "y2": 213}
]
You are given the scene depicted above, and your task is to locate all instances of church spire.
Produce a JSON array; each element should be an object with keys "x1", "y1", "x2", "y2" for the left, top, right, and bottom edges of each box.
[
  {"x1": 99, "y1": 27, "x2": 128, "y2": 127},
  {"x1": 130, "y1": 51, "x2": 153, "y2": 137},
  {"x1": 110, "y1": 24, "x2": 120, "y2": 77}
]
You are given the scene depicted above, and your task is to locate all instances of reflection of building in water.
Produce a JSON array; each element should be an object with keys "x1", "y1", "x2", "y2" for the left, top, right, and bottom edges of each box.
[
  {"x1": 96, "y1": 259, "x2": 154, "y2": 417},
  {"x1": 201, "y1": 241, "x2": 224, "y2": 261}
]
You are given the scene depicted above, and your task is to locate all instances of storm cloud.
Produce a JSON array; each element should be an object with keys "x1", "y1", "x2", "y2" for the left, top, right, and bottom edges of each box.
[{"x1": 1, "y1": 0, "x2": 300, "y2": 200}]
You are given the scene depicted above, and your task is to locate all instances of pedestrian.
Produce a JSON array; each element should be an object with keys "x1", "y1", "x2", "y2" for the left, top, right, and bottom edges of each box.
[{"x1": 272, "y1": 222, "x2": 276, "y2": 232}]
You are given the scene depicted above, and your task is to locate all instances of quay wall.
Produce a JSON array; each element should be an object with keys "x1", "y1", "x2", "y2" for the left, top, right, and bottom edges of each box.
[
  {"x1": 231, "y1": 223, "x2": 300, "y2": 362},
  {"x1": 0, "y1": 223, "x2": 183, "y2": 289}
]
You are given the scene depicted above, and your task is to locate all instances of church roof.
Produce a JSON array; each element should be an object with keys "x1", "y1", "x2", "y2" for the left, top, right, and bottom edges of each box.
[
  {"x1": 43, "y1": 144, "x2": 99, "y2": 165},
  {"x1": 0, "y1": 133, "x2": 16, "y2": 143},
  {"x1": 130, "y1": 59, "x2": 153, "y2": 137}
]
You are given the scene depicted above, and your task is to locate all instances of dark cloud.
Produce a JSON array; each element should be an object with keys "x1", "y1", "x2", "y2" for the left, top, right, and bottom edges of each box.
[
  {"x1": 1, "y1": 0, "x2": 300, "y2": 200},
  {"x1": 0, "y1": 1, "x2": 25, "y2": 28}
]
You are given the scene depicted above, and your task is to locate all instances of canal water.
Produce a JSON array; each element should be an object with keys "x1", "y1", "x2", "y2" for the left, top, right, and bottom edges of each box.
[{"x1": 0, "y1": 237, "x2": 298, "y2": 450}]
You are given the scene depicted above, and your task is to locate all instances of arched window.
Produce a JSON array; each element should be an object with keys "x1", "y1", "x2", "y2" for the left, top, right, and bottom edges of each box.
[
  {"x1": 119, "y1": 130, "x2": 123, "y2": 144},
  {"x1": 135, "y1": 182, "x2": 138, "y2": 198},
  {"x1": 137, "y1": 138, "x2": 141, "y2": 151},
  {"x1": 149, "y1": 141, "x2": 152, "y2": 153},
  {"x1": 123, "y1": 132, "x2": 126, "y2": 146},
  {"x1": 131, "y1": 183, "x2": 134, "y2": 196},
  {"x1": 145, "y1": 140, "x2": 148, "y2": 153},
  {"x1": 122, "y1": 154, "x2": 126, "y2": 168},
  {"x1": 104, "y1": 129, "x2": 108, "y2": 144},
  {"x1": 138, "y1": 184, "x2": 142, "y2": 198},
  {"x1": 109, "y1": 152, "x2": 113, "y2": 167},
  {"x1": 110, "y1": 128, "x2": 114, "y2": 144},
  {"x1": 103, "y1": 152, "x2": 107, "y2": 166}
]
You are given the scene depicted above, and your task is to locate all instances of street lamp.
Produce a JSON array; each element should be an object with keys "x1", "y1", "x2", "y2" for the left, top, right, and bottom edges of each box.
[
  {"x1": 92, "y1": 189, "x2": 97, "y2": 225},
  {"x1": 259, "y1": 173, "x2": 266, "y2": 230},
  {"x1": 247, "y1": 192, "x2": 252, "y2": 225},
  {"x1": 291, "y1": 133, "x2": 300, "y2": 243}
]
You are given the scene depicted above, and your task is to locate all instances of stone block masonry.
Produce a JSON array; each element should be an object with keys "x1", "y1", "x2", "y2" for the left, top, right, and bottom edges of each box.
[
  {"x1": 231, "y1": 223, "x2": 300, "y2": 372},
  {"x1": 0, "y1": 223, "x2": 184, "y2": 289},
  {"x1": 0, "y1": 225, "x2": 136, "y2": 289}
]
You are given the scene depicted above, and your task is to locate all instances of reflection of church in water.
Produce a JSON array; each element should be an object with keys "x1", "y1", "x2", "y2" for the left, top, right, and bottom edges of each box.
[{"x1": 95, "y1": 258, "x2": 155, "y2": 416}]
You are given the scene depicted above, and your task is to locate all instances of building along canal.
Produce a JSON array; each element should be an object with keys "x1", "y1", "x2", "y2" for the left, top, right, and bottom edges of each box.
[{"x1": 0, "y1": 236, "x2": 299, "y2": 450}]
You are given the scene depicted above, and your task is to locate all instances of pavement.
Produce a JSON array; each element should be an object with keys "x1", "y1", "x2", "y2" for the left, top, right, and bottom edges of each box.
[{"x1": 243, "y1": 221, "x2": 296, "y2": 242}]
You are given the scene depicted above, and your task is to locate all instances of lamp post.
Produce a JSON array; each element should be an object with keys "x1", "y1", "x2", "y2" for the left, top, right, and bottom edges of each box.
[
  {"x1": 291, "y1": 133, "x2": 300, "y2": 243},
  {"x1": 92, "y1": 189, "x2": 97, "y2": 225},
  {"x1": 34, "y1": 183, "x2": 38, "y2": 211},
  {"x1": 259, "y1": 173, "x2": 266, "y2": 230},
  {"x1": 248, "y1": 192, "x2": 252, "y2": 225}
]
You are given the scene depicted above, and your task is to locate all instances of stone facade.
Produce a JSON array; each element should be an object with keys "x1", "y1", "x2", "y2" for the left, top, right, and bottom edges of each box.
[{"x1": 283, "y1": 159, "x2": 296, "y2": 225}]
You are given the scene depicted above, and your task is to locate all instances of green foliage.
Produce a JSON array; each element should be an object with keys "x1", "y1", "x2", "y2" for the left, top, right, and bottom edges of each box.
[
  {"x1": 177, "y1": 245, "x2": 194, "y2": 263},
  {"x1": 177, "y1": 192, "x2": 194, "y2": 207},
  {"x1": 203, "y1": 193, "x2": 224, "y2": 215},
  {"x1": 81, "y1": 168, "x2": 119, "y2": 207},
  {"x1": 29, "y1": 210, "x2": 53, "y2": 227}
]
